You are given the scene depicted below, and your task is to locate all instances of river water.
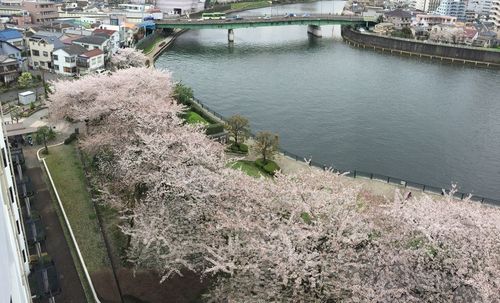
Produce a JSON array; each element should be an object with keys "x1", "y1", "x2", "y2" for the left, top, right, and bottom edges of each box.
[{"x1": 156, "y1": 1, "x2": 500, "y2": 201}]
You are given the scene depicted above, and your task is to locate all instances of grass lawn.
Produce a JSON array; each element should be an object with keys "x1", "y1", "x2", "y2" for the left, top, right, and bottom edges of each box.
[
  {"x1": 45, "y1": 144, "x2": 110, "y2": 274},
  {"x1": 186, "y1": 110, "x2": 209, "y2": 124},
  {"x1": 231, "y1": 1, "x2": 269, "y2": 10},
  {"x1": 141, "y1": 35, "x2": 166, "y2": 54},
  {"x1": 230, "y1": 160, "x2": 269, "y2": 178}
]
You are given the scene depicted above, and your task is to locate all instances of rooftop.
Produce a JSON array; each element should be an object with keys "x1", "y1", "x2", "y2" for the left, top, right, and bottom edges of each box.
[
  {"x1": 73, "y1": 35, "x2": 108, "y2": 45},
  {"x1": 384, "y1": 9, "x2": 412, "y2": 19},
  {"x1": 0, "y1": 29, "x2": 22, "y2": 41},
  {"x1": 56, "y1": 44, "x2": 88, "y2": 55},
  {"x1": 80, "y1": 48, "x2": 103, "y2": 58}
]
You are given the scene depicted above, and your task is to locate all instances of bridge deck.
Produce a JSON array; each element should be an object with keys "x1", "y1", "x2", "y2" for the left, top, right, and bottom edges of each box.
[{"x1": 155, "y1": 15, "x2": 373, "y2": 29}]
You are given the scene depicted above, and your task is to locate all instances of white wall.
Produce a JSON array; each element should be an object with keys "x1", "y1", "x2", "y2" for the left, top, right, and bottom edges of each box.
[{"x1": 0, "y1": 125, "x2": 31, "y2": 303}]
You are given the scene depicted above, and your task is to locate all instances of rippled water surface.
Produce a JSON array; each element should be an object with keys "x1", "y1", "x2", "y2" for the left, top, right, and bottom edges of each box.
[{"x1": 156, "y1": 1, "x2": 500, "y2": 200}]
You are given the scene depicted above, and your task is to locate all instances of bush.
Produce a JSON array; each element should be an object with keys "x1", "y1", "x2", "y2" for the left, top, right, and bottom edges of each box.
[
  {"x1": 64, "y1": 133, "x2": 78, "y2": 145},
  {"x1": 205, "y1": 123, "x2": 224, "y2": 135},
  {"x1": 255, "y1": 158, "x2": 280, "y2": 175},
  {"x1": 227, "y1": 142, "x2": 248, "y2": 154}
]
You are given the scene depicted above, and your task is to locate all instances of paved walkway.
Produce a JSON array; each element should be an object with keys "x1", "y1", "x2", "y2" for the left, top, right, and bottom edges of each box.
[{"x1": 24, "y1": 146, "x2": 87, "y2": 303}]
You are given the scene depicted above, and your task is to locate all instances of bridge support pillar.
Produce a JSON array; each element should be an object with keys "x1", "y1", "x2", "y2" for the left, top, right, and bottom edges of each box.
[
  {"x1": 307, "y1": 25, "x2": 322, "y2": 38},
  {"x1": 228, "y1": 29, "x2": 234, "y2": 43}
]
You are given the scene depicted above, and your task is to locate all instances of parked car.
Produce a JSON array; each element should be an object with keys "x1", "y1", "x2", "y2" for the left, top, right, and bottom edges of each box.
[{"x1": 284, "y1": 13, "x2": 297, "y2": 18}]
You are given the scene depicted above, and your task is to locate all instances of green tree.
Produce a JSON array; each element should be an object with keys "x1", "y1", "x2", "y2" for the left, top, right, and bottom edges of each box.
[
  {"x1": 225, "y1": 114, "x2": 250, "y2": 146},
  {"x1": 173, "y1": 83, "x2": 193, "y2": 105},
  {"x1": 35, "y1": 126, "x2": 56, "y2": 154},
  {"x1": 255, "y1": 131, "x2": 279, "y2": 163},
  {"x1": 401, "y1": 27, "x2": 413, "y2": 39},
  {"x1": 17, "y1": 72, "x2": 33, "y2": 89}
]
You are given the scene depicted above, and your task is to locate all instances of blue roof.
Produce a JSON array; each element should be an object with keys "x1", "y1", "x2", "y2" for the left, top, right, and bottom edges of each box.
[{"x1": 0, "y1": 29, "x2": 23, "y2": 41}]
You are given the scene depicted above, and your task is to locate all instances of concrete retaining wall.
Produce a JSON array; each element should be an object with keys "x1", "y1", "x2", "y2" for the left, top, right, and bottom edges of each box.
[{"x1": 341, "y1": 27, "x2": 500, "y2": 67}]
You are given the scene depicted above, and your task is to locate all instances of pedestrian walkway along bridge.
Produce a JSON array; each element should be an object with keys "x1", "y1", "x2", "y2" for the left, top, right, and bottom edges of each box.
[{"x1": 155, "y1": 15, "x2": 375, "y2": 41}]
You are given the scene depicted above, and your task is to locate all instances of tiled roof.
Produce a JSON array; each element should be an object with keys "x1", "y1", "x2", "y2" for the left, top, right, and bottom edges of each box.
[
  {"x1": 384, "y1": 9, "x2": 412, "y2": 19},
  {"x1": 92, "y1": 29, "x2": 116, "y2": 38},
  {"x1": 80, "y1": 48, "x2": 103, "y2": 58},
  {"x1": 57, "y1": 44, "x2": 88, "y2": 55},
  {"x1": 73, "y1": 35, "x2": 108, "y2": 45},
  {"x1": 31, "y1": 34, "x2": 65, "y2": 49}
]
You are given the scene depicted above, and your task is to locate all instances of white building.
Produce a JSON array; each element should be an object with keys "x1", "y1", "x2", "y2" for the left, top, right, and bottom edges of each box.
[
  {"x1": 413, "y1": 0, "x2": 442, "y2": 12},
  {"x1": 0, "y1": 123, "x2": 32, "y2": 303},
  {"x1": 436, "y1": 0, "x2": 467, "y2": 20},
  {"x1": 72, "y1": 35, "x2": 111, "y2": 60},
  {"x1": 467, "y1": 0, "x2": 493, "y2": 15},
  {"x1": 76, "y1": 48, "x2": 104, "y2": 75},
  {"x1": 490, "y1": 0, "x2": 500, "y2": 29},
  {"x1": 52, "y1": 44, "x2": 87, "y2": 75},
  {"x1": 131, "y1": 0, "x2": 205, "y2": 15}
]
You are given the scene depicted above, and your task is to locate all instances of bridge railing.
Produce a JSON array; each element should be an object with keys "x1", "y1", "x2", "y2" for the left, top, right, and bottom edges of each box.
[{"x1": 191, "y1": 97, "x2": 500, "y2": 206}]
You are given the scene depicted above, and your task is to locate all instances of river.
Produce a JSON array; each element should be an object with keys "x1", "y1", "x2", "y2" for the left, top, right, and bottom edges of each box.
[{"x1": 155, "y1": 1, "x2": 500, "y2": 202}]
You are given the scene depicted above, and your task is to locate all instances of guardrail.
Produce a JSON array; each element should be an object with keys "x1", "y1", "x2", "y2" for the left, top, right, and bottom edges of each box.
[
  {"x1": 192, "y1": 97, "x2": 500, "y2": 206},
  {"x1": 37, "y1": 144, "x2": 102, "y2": 303}
]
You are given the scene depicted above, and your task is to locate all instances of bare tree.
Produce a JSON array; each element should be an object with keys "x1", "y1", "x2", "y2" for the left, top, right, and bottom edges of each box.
[
  {"x1": 254, "y1": 131, "x2": 279, "y2": 163},
  {"x1": 225, "y1": 114, "x2": 250, "y2": 146}
]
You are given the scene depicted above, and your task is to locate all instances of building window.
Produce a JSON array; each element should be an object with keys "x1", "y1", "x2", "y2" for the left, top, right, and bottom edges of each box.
[
  {"x1": 1, "y1": 147, "x2": 7, "y2": 167},
  {"x1": 43, "y1": 51, "x2": 48, "y2": 57},
  {"x1": 9, "y1": 186, "x2": 14, "y2": 204},
  {"x1": 53, "y1": 54, "x2": 58, "y2": 60},
  {"x1": 22, "y1": 249, "x2": 26, "y2": 263},
  {"x1": 54, "y1": 64, "x2": 59, "y2": 70},
  {"x1": 32, "y1": 50, "x2": 39, "y2": 56},
  {"x1": 94, "y1": 46, "x2": 98, "y2": 49},
  {"x1": 16, "y1": 220, "x2": 20, "y2": 234}
]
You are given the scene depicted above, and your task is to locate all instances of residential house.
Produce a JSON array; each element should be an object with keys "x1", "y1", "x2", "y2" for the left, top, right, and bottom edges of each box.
[
  {"x1": 22, "y1": 1, "x2": 58, "y2": 24},
  {"x1": 72, "y1": 35, "x2": 110, "y2": 60},
  {"x1": 429, "y1": 24, "x2": 465, "y2": 43},
  {"x1": 27, "y1": 33, "x2": 64, "y2": 69},
  {"x1": 92, "y1": 28, "x2": 119, "y2": 53},
  {"x1": 414, "y1": 14, "x2": 457, "y2": 27},
  {"x1": 76, "y1": 48, "x2": 104, "y2": 75},
  {"x1": 0, "y1": 55, "x2": 19, "y2": 83},
  {"x1": 462, "y1": 26, "x2": 479, "y2": 44},
  {"x1": 0, "y1": 40, "x2": 21, "y2": 61},
  {"x1": 0, "y1": 29, "x2": 24, "y2": 50},
  {"x1": 383, "y1": 9, "x2": 412, "y2": 29},
  {"x1": 52, "y1": 43, "x2": 86, "y2": 75}
]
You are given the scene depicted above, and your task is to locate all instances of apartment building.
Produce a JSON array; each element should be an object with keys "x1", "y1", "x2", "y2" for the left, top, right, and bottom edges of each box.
[
  {"x1": 490, "y1": 0, "x2": 500, "y2": 29},
  {"x1": 0, "y1": 123, "x2": 32, "y2": 303},
  {"x1": 436, "y1": 0, "x2": 467, "y2": 20},
  {"x1": 22, "y1": 1, "x2": 58, "y2": 24}
]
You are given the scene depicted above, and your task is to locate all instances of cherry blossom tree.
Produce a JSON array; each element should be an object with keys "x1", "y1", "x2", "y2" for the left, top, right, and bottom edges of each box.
[
  {"x1": 48, "y1": 67, "x2": 500, "y2": 303},
  {"x1": 110, "y1": 48, "x2": 150, "y2": 70}
]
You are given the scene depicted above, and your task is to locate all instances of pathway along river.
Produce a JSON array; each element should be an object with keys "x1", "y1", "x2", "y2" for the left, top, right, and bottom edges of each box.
[{"x1": 156, "y1": 1, "x2": 500, "y2": 202}]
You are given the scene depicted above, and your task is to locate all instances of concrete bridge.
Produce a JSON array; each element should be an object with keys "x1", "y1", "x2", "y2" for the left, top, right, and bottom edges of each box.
[{"x1": 155, "y1": 14, "x2": 374, "y2": 42}]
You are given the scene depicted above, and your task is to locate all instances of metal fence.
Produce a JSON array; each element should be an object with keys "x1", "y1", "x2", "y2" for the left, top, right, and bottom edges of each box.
[{"x1": 191, "y1": 97, "x2": 500, "y2": 206}]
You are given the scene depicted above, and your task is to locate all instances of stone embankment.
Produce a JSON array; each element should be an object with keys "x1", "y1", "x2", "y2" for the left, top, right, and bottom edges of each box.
[{"x1": 341, "y1": 26, "x2": 500, "y2": 68}]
